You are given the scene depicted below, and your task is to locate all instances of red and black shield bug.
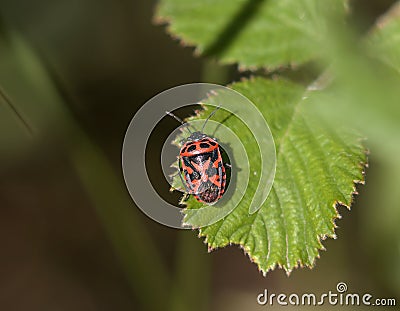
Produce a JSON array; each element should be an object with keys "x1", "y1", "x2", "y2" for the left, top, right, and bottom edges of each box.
[{"x1": 167, "y1": 106, "x2": 228, "y2": 205}]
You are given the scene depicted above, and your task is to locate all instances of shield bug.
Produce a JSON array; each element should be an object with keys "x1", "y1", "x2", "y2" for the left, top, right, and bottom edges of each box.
[{"x1": 167, "y1": 106, "x2": 228, "y2": 205}]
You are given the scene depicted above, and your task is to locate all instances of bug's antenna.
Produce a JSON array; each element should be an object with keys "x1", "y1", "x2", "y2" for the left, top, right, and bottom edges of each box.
[
  {"x1": 201, "y1": 104, "x2": 221, "y2": 133},
  {"x1": 166, "y1": 111, "x2": 193, "y2": 134}
]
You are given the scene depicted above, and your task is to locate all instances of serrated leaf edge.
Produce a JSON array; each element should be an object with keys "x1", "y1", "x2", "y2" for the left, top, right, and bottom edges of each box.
[
  {"x1": 165, "y1": 76, "x2": 368, "y2": 275},
  {"x1": 198, "y1": 154, "x2": 367, "y2": 276},
  {"x1": 153, "y1": 4, "x2": 312, "y2": 72}
]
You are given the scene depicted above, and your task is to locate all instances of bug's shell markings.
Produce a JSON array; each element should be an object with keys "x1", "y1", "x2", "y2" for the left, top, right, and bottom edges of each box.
[{"x1": 179, "y1": 134, "x2": 227, "y2": 205}]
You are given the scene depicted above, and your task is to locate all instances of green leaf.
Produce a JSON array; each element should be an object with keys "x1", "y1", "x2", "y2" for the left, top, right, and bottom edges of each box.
[
  {"x1": 173, "y1": 77, "x2": 366, "y2": 274},
  {"x1": 155, "y1": 0, "x2": 348, "y2": 70},
  {"x1": 367, "y1": 2, "x2": 400, "y2": 74},
  {"x1": 311, "y1": 2, "x2": 400, "y2": 157}
]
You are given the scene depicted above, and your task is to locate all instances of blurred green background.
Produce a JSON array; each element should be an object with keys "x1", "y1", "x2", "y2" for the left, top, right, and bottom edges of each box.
[{"x1": 0, "y1": 0, "x2": 399, "y2": 310}]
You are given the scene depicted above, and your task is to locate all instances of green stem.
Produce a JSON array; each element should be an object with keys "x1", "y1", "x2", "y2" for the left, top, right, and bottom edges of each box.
[
  {"x1": 169, "y1": 231, "x2": 211, "y2": 311},
  {"x1": 69, "y1": 127, "x2": 170, "y2": 311}
]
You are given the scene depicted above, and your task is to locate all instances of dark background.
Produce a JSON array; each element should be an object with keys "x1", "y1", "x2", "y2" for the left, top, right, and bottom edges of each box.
[{"x1": 0, "y1": 0, "x2": 398, "y2": 310}]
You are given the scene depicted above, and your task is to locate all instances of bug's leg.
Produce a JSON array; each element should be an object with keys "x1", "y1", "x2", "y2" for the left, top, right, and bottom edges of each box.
[
  {"x1": 169, "y1": 162, "x2": 181, "y2": 178},
  {"x1": 225, "y1": 163, "x2": 232, "y2": 169},
  {"x1": 177, "y1": 175, "x2": 191, "y2": 205},
  {"x1": 176, "y1": 159, "x2": 191, "y2": 194},
  {"x1": 178, "y1": 171, "x2": 189, "y2": 191},
  {"x1": 181, "y1": 192, "x2": 190, "y2": 203},
  {"x1": 170, "y1": 170, "x2": 180, "y2": 178}
]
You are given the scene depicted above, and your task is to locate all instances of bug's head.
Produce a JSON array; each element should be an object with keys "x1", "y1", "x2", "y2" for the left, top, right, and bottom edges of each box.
[{"x1": 187, "y1": 131, "x2": 207, "y2": 142}]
